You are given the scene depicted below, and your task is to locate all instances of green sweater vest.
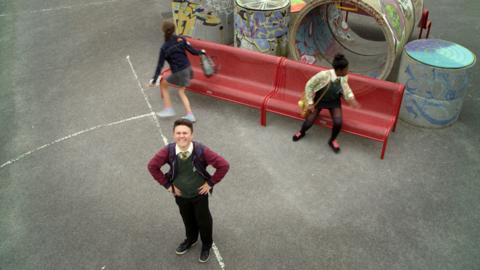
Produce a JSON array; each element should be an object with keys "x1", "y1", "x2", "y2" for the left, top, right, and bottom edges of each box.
[{"x1": 173, "y1": 155, "x2": 205, "y2": 198}]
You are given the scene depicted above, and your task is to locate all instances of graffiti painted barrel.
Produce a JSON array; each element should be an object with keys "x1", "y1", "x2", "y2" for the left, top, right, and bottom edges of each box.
[
  {"x1": 398, "y1": 39, "x2": 476, "y2": 128},
  {"x1": 234, "y1": 0, "x2": 290, "y2": 56}
]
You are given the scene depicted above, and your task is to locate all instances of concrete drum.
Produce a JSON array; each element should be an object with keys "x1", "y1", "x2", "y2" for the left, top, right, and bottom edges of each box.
[{"x1": 398, "y1": 39, "x2": 476, "y2": 128}]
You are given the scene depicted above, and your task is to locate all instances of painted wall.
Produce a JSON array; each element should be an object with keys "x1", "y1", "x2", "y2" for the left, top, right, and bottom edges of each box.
[
  {"x1": 171, "y1": 0, "x2": 234, "y2": 44},
  {"x1": 234, "y1": 3, "x2": 290, "y2": 56}
]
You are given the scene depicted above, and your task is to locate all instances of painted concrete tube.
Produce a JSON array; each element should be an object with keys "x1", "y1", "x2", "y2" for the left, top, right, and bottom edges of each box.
[
  {"x1": 398, "y1": 39, "x2": 476, "y2": 128},
  {"x1": 410, "y1": 0, "x2": 424, "y2": 27},
  {"x1": 289, "y1": 0, "x2": 421, "y2": 79},
  {"x1": 172, "y1": 0, "x2": 235, "y2": 44},
  {"x1": 234, "y1": 0, "x2": 290, "y2": 56}
]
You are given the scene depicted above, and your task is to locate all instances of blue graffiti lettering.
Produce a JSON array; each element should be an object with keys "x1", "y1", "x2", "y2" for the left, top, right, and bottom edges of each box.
[
  {"x1": 405, "y1": 103, "x2": 418, "y2": 119},
  {"x1": 409, "y1": 98, "x2": 458, "y2": 125},
  {"x1": 404, "y1": 65, "x2": 418, "y2": 94}
]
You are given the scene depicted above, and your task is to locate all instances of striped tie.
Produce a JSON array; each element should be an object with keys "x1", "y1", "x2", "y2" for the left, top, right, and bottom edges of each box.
[{"x1": 179, "y1": 151, "x2": 189, "y2": 160}]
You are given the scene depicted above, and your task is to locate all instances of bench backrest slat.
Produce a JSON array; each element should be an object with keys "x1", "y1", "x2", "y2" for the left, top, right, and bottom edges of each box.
[
  {"x1": 187, "y1": 38, "x2": 281, "y2": 92},
  {"x1": 276, "y1": 59, "x2": 404, "y2": 116}
]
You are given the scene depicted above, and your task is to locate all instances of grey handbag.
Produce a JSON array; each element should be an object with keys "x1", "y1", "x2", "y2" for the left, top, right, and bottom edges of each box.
[{"x1": 200, "y1": 53, "x2": 216, "y2": 77}]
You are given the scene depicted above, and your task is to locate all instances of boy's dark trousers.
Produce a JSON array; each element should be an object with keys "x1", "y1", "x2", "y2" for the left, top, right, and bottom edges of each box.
[{"x1": 175, "y1": 194, "x2": 213, "y2": 249}]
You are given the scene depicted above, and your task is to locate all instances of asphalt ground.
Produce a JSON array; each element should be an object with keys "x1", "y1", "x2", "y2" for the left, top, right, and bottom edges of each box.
[{"x1": 1, "y1": 0, "x2": 479, "y2": 269}]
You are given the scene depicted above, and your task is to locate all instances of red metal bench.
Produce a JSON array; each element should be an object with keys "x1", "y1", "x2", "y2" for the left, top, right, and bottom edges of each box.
[
  {"x1": 263, "y1": 58, "x2": 404, "y2": 159},
  {"x1": 161, "y1": 38, "x2": 404, "y2": 159},
  {"x1": 163, "y1": 38, "x2": 283, "y2": 110}
]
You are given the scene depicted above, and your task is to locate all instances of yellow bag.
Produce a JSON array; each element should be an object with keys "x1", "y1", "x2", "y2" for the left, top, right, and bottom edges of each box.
[
  {"x1": 297, "y1": 81, "x2": 332, "y2": 118},
  {"x1": 298, "y1": 94, "x2": 309, "y2": 118}
]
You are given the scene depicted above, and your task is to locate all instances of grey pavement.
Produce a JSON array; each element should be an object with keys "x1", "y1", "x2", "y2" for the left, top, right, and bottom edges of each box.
[{"x1": 1, "y1": 0, "x2": 479, "y2": 269}]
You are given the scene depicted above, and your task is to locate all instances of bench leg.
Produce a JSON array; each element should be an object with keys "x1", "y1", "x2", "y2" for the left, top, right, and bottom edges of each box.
[
  {"x1": 380, "y1": 137, "x2": 389, "y2": 160},
  {"x1": 260, "y1": 107, "x2": 267, "y2": 126},
  {"x1": 260, "y1": 110, "x2": 267, "y2": 127}
]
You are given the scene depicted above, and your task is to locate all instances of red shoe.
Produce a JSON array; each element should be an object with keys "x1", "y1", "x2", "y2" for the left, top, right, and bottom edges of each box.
[{"x1": 328, "y1": 139, "x2": 340, "y2": 153}]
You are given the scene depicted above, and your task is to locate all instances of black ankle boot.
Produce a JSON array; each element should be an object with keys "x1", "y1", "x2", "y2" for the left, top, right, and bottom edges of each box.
[{"x1": 292, "y1": 131, "x2": 305, "y2": 142}]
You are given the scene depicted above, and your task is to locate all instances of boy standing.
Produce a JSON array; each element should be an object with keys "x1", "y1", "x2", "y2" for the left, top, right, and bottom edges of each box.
[{"x1": 148, "y1": 119, "x2": 229, "y2": 263}]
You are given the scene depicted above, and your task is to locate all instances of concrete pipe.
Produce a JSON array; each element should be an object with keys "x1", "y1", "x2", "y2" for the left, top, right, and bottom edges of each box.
[
  {"x1": 398, "y1": 39, "x2": 476, "y2": 128},
  {"x1": 289, "y1": 0, "x2": 423, "y2": 79},
  {"x1": 234, "y1": 0, "x2": 290, "y2": 56}
]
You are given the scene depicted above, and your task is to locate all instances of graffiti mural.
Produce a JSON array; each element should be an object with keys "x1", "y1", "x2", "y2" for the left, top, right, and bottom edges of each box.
[
  {"x1": 295, "y1": 7, "x2": 337, "y2": 64},
  {"x1": 289, "y1": 0, "x2": 417, "y2": 79},
  {"x1": 401, "y1": 62, "x2": 469, "y2": 126},
  {"x1": 381, "y1": 0, "x2": 406, "y2": 47},
  {"x1": 291, "y1": 0, "x2": 307, "y2": 12},
  {"x1": 399, "y1": 39, "x2": 476, "y2": 128},
  {"x1": 398, "y1": 0, "x2": 414, "y2": 20},
  {"x1": 172, "y1": 0, "x2": 234, "y2": 44},
  {"x1": 204, "y1": 0, "x2": 234, "y2": 15},
  {"x1": 234, "y1": 2, "x2": 290, "y2": 55},
  {"x1": 327, "y1": 4, "x2": 353, "y2": 42},
  {"x1": 401, "y1": 92, "x2": 462, "y2": 126},
  {"x1": 172, "y1": 0, "x2": 200, "y2": 36}
]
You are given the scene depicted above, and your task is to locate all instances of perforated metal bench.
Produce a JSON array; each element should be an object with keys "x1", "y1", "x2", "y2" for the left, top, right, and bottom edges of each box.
[{"x1": 162, "y1": 38, "x2": 405, "y2": 159}]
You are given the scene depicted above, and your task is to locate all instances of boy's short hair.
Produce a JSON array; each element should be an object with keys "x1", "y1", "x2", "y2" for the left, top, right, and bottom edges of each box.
[{"x1": 173, "y1": 118, "x2": 193, "y2": 132}]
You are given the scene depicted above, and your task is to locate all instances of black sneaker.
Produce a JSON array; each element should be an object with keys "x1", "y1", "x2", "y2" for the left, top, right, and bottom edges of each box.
[
  {"x1": 175, "y1": 239, "x2": 197, "y2": 255},
  {"x1": 199, "y1": 248, "x2": 210, "y2": 263}
]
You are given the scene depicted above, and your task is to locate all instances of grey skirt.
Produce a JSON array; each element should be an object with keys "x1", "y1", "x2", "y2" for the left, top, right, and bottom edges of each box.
[{"x1": 167, "y1": 66, "x2": 193, "y2": 87}]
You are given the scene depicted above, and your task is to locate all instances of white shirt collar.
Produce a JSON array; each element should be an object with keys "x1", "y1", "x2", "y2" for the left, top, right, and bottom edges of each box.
[
  {"x1": 330, "y1": 69, "x2": 348, "y2": 83},
  {"x1": 175, "y1": 142, "x2": 193, "y2": 157},
  {"x1": 330, "y1": 69, "x2": 337, "y2": 80},
  {"x1": 330, "y1": 69, "x2": 341, "y2": 82}
]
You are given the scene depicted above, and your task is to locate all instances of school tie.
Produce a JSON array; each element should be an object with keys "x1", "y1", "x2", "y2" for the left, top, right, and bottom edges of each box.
[{"x1": 179, "y1": 151, "x2": 189, "y2": 160}]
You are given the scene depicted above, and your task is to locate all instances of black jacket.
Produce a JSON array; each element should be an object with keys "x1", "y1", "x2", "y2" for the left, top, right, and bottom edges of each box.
[{"x1": 151, "y1": 35, "x2": 202, "y2": 83}]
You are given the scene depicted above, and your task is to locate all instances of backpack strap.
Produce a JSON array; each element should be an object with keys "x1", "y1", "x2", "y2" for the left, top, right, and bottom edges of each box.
[
  {"x1": 167, "y1": 143, "x2": 176, "y2": 164},
  {"x1": 166, "y1": 143, "x2": 176, "y2": 184},
  {"x1": 192, "y1": 142, "x2": 215, "y2": 194},
  {"x1": 193, "y1": 141, "x2": 205, "y2": 160}
]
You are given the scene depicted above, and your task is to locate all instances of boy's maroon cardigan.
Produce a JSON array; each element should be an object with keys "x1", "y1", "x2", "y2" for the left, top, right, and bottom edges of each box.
[{"x1": 148, "y1": 142, "x2": 229, "y2": 189}]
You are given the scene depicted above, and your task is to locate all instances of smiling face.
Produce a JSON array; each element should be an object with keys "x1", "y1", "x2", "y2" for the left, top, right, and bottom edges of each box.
[{"x1": 173, "y1": 124, "x2": 193, "y2": 150}]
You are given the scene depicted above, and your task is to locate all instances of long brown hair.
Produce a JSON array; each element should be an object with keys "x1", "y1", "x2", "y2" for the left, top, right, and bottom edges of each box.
[{"x1": 162, "y1": 21, "x2": 176, "y2": 41}]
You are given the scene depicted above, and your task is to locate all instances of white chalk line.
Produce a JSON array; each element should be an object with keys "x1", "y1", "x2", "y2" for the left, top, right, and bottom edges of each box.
[
  {"x1": 1, "y1": 53, "x2": 225, "y2": 268},
  {"x1": 212, "y1": 242, "x2": 226, "y2": 269},
  {"x1": 126, "y1": 55, "x2": 225, "y2": 269},
  {"x1": 0, "y1": 113, "x2": 152, "y2": 169},
  {"x1": 126, "y1": 55, "x2": 168, "y2": 146},
  {"x1": 0, "y1": 0, "x2": 118, "y2": 17}
]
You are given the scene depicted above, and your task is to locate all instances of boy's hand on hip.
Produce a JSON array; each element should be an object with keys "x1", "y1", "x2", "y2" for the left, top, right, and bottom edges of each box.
[
  {"x1": 168, "y1": 185, "x2": 182, "y2": 196},
  {"x1": 198, "y1": 182, "x2": 211, "y2": 195}
]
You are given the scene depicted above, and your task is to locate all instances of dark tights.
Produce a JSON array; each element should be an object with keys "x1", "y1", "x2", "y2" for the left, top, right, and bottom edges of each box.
[{"x1": 300, "y1": 107, "x2": 342, "y2": 142}]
